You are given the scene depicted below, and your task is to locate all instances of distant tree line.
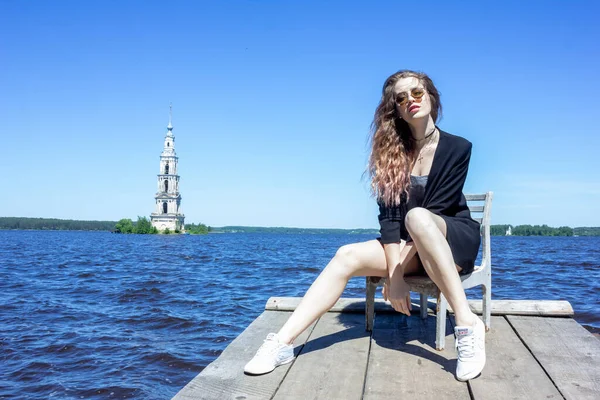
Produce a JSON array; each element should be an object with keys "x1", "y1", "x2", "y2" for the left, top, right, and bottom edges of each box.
[
  {"x1": 210, "y1": 226, "x2": 380, "y2": 234},
  {"x1": 114, "y1": 217, "x2": 211, "y2": 235},
  {"x1": 512, "y1": 225, "x2": 573, "y2": 236},
  {"x1": 0, "y1": 216, "x2": 211, "y2": 235},
  {"x1": 186, "y1": 223, "x2": 210, "y2": 234},
  {"x1": 0, "y1": 217, "x2": 116, "y2": 231},
  {"x1": 574, "y1": 227, "x2": 600, "y2": 236},
  {"x1": 114, "y1": 217, "x2": 158, "y2": 234},
  {"x1": 491, "y1": 224, "x2": 575, "y2": 236},
  {"x1": 2, "y1": 217, "x2": 599, "y2": 236},
  {"x1": 490, "y1": 225, "x2": 511, "y2": 236}
]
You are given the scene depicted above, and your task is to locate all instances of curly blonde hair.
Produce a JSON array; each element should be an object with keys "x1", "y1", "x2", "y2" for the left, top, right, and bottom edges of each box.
[{"x1": 367, "y1": 70, "x2": 442, "y2": 207}]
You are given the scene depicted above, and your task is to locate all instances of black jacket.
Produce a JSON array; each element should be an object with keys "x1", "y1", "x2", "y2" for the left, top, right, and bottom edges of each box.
[{"x1": 377, "y1": 129, "x2": 477, "y2": 245}]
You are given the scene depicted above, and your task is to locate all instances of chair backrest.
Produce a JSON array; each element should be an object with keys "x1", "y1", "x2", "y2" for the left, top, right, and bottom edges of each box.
[{"x1": 465, "y1": 192, "x2": 493, "y2": 271}]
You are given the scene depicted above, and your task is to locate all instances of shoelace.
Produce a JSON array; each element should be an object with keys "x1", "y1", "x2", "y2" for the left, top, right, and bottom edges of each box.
[
  {"x1": 455, "y1": 333, "x2": 475, "y2": 360},
  {"x1": 256, "y1": 337, "x2": 283, "y2": 357}
]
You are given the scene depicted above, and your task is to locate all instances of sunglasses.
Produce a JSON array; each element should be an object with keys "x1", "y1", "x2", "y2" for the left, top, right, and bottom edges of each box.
[{"x1": 395, "y1": 88, "x2": 426, "y2": 106}]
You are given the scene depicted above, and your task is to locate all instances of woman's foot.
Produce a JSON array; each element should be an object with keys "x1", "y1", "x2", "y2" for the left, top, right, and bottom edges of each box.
[
  {"x1": 244, "y1": 333, "x2": 294, "y2": 375},
  {"x1": 454, "y1": 316, "x2": 486, "y2": 381}
]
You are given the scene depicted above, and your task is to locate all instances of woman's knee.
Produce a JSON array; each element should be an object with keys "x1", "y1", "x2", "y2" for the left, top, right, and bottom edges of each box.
[
  {"x1": 405, "y1": 207, "x2": 437, "y2": 238},
  {"x1": 332, "y1": 243, "x2": 362, "y2": 276}
]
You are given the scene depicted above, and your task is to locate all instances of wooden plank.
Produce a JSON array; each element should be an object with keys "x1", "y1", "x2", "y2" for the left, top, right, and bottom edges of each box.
[
  {"x1": 468, "y1": 205, "x2": 484, "y2": 212},
  {"x1": 364, "y1": 314, "x2": 469, "y2": 399},
  {"x1": 465, "y1": 193, "x2": 487, "y2": 201},
  {"x1": 273, "y1": 313, "x2": 370, "y2": 400},
  {"x1": 468, "y1": 316, "x2": 562, "y2": 399},
  {"x1": 404, "y1": 275, "x2": 441, "y2": 297},
  {"x1": 267, "y1": 296, "x2": 433, "y2": 314},
  {"x1": 447, "y1": 299, "x2": 574, "y2": 317},
  {"x1": 473, "y1": 300, "x2": 572, "y2": 317},
  {"x1": 507, "y1": 316, "x2": 600, "y2": 400},
  {"x1": 266, "y1": 297, "x2": 574, "y2": 317},
  {"x1": 173, "y1": 311, "x2": 316, "y2": 400},
  {"x1": 267, "y1": 296, "x2": 432, "y2": 315}
]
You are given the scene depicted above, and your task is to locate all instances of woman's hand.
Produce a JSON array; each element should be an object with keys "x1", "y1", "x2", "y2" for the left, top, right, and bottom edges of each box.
[
  {"x1": 381, "y1": 240, "x2": 416, "y2": 316},
  {"x1": 382, "y1": 278, "x2": 412, "y2": 316}
]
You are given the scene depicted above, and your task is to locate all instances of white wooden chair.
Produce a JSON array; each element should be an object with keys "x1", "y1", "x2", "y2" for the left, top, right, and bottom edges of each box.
[{"x1": 365, "y1": 192, "x2": 493, "y2": 350}]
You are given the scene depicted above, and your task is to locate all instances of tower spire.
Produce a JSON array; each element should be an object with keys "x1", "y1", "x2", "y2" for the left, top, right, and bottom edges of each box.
[{"x1": 167, "y1": 103, "x2": 174, "y2": 136}]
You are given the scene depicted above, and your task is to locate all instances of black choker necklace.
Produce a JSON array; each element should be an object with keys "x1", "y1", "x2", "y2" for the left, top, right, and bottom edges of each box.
[{"x1": 413, "y1": 127, "x2": 436, "y2": 142}]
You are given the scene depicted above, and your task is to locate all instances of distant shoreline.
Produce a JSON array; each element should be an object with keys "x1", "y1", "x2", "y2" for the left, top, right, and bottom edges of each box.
[{"x1": 1, "y1": 217, "x2": 599, "y2": 236}]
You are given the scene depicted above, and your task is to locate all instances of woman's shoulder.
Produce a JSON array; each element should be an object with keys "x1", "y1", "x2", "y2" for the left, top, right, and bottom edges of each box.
[{"x1": 439, "y1": 129, "x2": 473, "y2": 153}]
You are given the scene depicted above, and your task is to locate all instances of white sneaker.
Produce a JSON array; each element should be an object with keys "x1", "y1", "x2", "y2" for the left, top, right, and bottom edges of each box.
[
  {"x1": 454, "y1": 316, "x2": 486, "y2": 381},
  {"x1": 244, "y1": 333, "x2": 295, "y2": 375}
]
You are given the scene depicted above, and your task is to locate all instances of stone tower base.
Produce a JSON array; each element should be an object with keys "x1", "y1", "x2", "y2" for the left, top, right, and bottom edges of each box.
[{"x1": 150, "y1": 213, "x2": 185, "y2": 233}]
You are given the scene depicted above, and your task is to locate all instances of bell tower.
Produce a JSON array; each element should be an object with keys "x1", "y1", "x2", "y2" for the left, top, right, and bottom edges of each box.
[{"x1": 150, "y1": 104, "x2": 185, "y2": 232}]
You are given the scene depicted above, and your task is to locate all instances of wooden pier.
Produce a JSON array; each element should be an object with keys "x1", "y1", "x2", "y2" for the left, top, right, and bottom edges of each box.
[{"x1": 174, "y1": 297, "x2": 600, "y2": 400}]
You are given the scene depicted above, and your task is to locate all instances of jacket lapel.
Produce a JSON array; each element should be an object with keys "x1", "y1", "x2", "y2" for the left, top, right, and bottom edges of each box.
[{"x1": 423, "y1": 129, "x2": 448, "y2": 203}]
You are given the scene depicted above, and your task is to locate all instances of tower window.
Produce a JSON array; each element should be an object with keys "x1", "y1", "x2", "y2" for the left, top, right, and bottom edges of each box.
[
  {"x1": 165, "y1": 164, "x2": 169, "y2": 174},
  {"x1": 167, "y1": 142, "x2": 170, "y2": 147},
  {"x1": 163, "y1": 202, "x2": 168, "y2": 214},
  {"x1": 164, "y1": 180, "x2": 169, "y2": 192}
]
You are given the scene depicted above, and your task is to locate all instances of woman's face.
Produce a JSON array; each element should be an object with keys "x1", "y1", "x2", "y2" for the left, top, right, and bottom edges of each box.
[{"x1": 393, "y1": 77, "x2": 432, "y2": 121}]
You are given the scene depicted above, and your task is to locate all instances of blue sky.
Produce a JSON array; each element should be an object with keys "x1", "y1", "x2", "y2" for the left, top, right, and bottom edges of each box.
[{"x1": 1, "y1": 1, "x2": 599, "y2": 229}]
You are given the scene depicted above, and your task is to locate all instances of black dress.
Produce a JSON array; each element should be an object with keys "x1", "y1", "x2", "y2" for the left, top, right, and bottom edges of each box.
[{"x1": 377, "y1": 129, "x2": 481, "y2": 275}]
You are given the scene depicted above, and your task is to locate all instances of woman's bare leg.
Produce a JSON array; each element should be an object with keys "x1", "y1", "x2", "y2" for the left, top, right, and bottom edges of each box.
[
  {"x1": 276, "y1": 239, "x2": 422, "y2": 344},
  {"x1": 404, "y1": 207, "x2": 476, "y2": 327}
]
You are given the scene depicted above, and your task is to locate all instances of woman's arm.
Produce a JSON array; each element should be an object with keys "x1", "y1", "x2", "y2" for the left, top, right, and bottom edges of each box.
[
  {"x1": 382, "y1": 241, "x2": 418, "y2": 316},
  {"x1": 384, "y1": 241, "x2": 418, "y2": 281},
  {"x1": 378, "y1": 197, "x2": 416, "y2": 315}
]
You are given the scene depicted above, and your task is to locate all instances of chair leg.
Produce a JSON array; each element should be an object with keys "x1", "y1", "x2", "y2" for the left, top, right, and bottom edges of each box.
[
  {"x1": 419, "y1": 293, "x2": 428, "y2": 319},
  {"x1": 436, "y1": 292, "x2": 448, "y2": 350},
  {"x1": 482, "y1": 276, "x2": 492, "y2": 331},
  {"x1": 366, "y1": 277, "x2": 377, "y2": 332}
]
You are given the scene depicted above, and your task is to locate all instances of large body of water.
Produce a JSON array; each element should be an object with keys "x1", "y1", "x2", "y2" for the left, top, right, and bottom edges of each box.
[{"x1": 1, "y1": 231, "x2": 598, "y2": 399}]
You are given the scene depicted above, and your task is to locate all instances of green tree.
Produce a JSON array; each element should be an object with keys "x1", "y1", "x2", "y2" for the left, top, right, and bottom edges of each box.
[
  {"x1": 163, "y1": 228, "x2": 171, "y2": 234},
  {"x1": 491, "y1": 224, "x2": 512, "y2": 236},
  {"x1": 0, "y1": 217, "x2": 117, "y2": 231},
  {"x1": 114, "y1": 218, "x2": 134, "y2": 234},
  {"x1": 135, "y1": 216, "x2": 153, "y2": 234},
  {"x1": 509, "y1": 224, "x2": 574, "y2": 236},
  {"x1": 574, "y1": 227, "x2": 600, "y2": 236},
  {"x1": 557, "y1": 226, "x2": 574, "y2": 236},
  {"x1": 186, "y1": 222, "x2": 209, "y2": 234}
]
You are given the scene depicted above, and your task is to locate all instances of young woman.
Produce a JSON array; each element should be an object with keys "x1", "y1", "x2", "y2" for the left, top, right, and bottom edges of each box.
[{"x1": 244, "y1": 70, "x2": 485, "y2": 381}]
